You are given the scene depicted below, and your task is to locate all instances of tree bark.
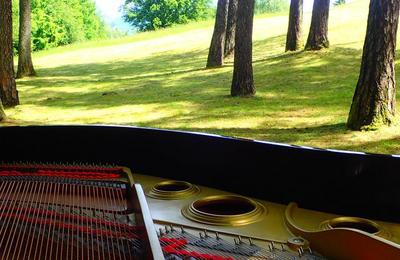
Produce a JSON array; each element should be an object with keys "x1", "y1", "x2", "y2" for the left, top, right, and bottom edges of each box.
[
  {"x1": 0, "y1": 0, "x2": 19, "y2": 107},
  {"x1": 286, "y1": 0, "x2": 303, "y2": 51},
  {"x1": 224, "y1": 0, "x2": 238, "y2": 58},
  {"x1": 206, "y1": 0, "x2": 229, "y2": 68},
  {"x1": 0, "y1": 99, "x2": 6, "y2": 122},
  {"x1": 17, "y1": 0, "x2": 36, "y2": 78},
  {"x1": 305, "y1": 0, "x2": 330, "y2": 50},
  {"x1": 231, "y1": 0, "x2": 255, "y2": 97},
  {"x1": 347, "y1": 0, "x2": 400, "y2": 130}
]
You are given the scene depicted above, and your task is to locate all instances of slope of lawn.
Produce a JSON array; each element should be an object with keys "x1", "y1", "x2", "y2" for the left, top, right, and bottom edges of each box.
[{"x1": 4, "y1": 0, "x2": 400, "y2": 154}]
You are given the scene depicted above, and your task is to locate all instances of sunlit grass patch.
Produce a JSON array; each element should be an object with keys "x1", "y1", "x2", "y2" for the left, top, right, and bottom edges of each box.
[{"x1": 5, "y1": 0, "x2": 400, "y2": 154}]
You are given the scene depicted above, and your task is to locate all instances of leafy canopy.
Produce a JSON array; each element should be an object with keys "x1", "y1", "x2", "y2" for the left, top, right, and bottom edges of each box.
[
  {"x1": 334, "y1": 0, "x2": 346, "y2": 6},
  {"x1": 123, "y1": 0, "x2": 211, "y2": 32},
  {"x1": 255, "y1": 0, "x2": 289, "y2": 14},
  {"x1": 12, "y1": 0, "x2": 107, "y2": 52}
]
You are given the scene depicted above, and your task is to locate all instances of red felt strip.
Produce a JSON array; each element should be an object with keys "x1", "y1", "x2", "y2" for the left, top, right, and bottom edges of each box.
[
  {"x1": 0, "y1": 164, "x2": 123, "y2": 172},
  {"x1": 161, "y1": 238, "x2": 234, "y2": 260},
  {"x1": 0, "y1": 212, "x2": 140, "y2": 239},
  {"x1": 0, "y1": 170, "x2": 121, "y2": 180}
]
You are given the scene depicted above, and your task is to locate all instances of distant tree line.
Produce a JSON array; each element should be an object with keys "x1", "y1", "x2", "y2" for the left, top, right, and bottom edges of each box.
[
  {"x1": 12, "y1": 0, "x2": 107, "y2": 52},
  {"x1": 255, "y1": 0, "x2": 289, "y2": 14},
  {"x1": 123, "y1": 0, "x2": 213, "y2": 32},
  {"x1": 122, "y1": 0, "x2": 288, "y2": 32}
]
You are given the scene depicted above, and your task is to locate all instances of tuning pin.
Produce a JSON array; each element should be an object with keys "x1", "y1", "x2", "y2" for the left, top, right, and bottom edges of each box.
[
  {"x1": 234, "y1": 238, "x2": 239, "y2": 245},
  {"x1": 248, "y1": 237, "x2": 254, "y2": 246},
  {"x1": 204, "y1": 230, "x2": 209, "y2": 237},
  {"x1": 238, "y1": 236, "x2": 243, "y2": 244},
  {"x1": 280, "y1": 244, "x2": 285, "y2": 251},
  {"x1": 308, "y1": 247, "x2": 313, "y2": 254},
  {"x1": 169, "y1": 224, "x2": 175, "y2": 232},
  {"x1": 215, "y1": 232, "x2": 220, "y2": 240},
  {"x1": 180, "y1": 226, "x2": 185, "y2": 233},
  {"x1": 297, "y1": 247, "x2": 305, "y2": 257},
  {"x1": 164, "y1": 226, "x2": 169, "y2": 233},
  {"x1": 298, "y1": 248, "x2": 303, "y2": 257},
  {"x1": 159, "y1": 228, "x2": 164, "y2": 237},
  {"x1": 199, "y1": 232, "x2": 204, "y2": 239},
  {"x1": 268, "y1": 242, "x2": 274, "y2": 252}
]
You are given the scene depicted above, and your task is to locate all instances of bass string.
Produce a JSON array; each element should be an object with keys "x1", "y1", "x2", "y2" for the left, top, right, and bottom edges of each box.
[
  {"x1": 34, "y1": 179, "x2": 54, "y2": 260},
  {"x1": 9, "y1": 181, "x2": 37, "y2": 260},
  {"x1": 71, "y1": 182, "x2": 77, "y2": 260},
  {"x1": 90, "y1": 184, "x2": 104, "y2": 260},
  {"x1": 25, "y1": 181, "x2": 46, "y2": 259},
  {"x1": 0, "y1": 181, "x2": 24, "y2": 253},
  {"x1": 116, "y1": 187, "x2": 134, "y2": 260},
  {"x1": 82, "y1": 184, "x2": 92, "y2": 260},
  {"x1": 0, "y1": 181, "x2": 10, "y2": 258},
  {"x1": 65, "y1": 183, "x2": 72, "y2": 260},
  {"x1": 2, "y1": 180, "x2": 32, "y2": 259},
  {"x1": 77, "y1": 183, "x2": 82, "y2": 260},
  {"x1": 84, "y1": 183, "x2": 96, "y2": 260},
  {"x1": 46, "y1": 181, "x2": 61, "y2": 260},
  {"x1": 37, "y1": 180, "x2": 54, "y2": 260},
  {"x1": 0, "y1": 180, "x2": 13, "y2": 237},
  {"x1": 0, "y1": 177, "x2": 143, "y2": 260},
  {"x1": 99, "y1": 185, "x2": 116, "y2": 260},
  {"x1": 93, "y1": 187, "x2": 106, "y2": 259},
  {"x1": 105, "y1": 185, "x2": 125, "y2": 260}
]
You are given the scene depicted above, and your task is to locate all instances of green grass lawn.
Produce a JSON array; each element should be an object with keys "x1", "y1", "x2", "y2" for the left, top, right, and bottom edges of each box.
[{"x1": 4, "y1": 0, "x2": 400, "y2": 154}]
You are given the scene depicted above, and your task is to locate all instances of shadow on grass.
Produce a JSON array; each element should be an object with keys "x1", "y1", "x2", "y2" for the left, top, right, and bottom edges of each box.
[
  {"x1": 15, "y1": 34, "x2": 400, "y2": 153},
  {"x1": 133, "y1": 122, "x2": 349, "y2": 144}
]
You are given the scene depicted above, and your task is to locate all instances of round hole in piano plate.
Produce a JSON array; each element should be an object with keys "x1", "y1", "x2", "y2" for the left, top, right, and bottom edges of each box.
[
  {"x1": 182, "y1": 195, "x2": 266, "y2": 226},
  {"x1": 147, "y1": 180, "x2": 199, "y2": 200},
  {"x1": 154, "y1": 181, "x2": 192, "y2": 192},
  {"x1": 192, "y1": 196, "x2": 256, "y2": 215},
  {"x1": 328, "y1": 217, "x2": 381, "y2": 234}
]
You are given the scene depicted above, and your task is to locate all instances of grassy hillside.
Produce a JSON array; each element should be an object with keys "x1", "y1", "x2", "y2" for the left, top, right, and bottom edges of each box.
[{"x1": 4, "y1": 0, "x2": 400, "y2": 154}]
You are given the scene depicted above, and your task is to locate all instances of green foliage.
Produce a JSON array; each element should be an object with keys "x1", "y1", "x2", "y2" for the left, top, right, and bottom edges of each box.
[
  {"x1": 12, "y1": 0, "x2": 107, "y2": 52},
  {"x1": 255, "y1": 0, "x2": 289, "y2": 14},
  {"x1": 334, "y1": 0, "x2": 346, "y2": 6},
  {"x1": 12, "y1": 0, "x2": 19, "y2": 53},
  {"x1": 123, "y1": 0, "x2": 212, "y2": 31}
]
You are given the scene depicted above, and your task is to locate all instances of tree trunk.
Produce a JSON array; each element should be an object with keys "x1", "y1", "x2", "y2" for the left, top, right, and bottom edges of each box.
[
  {"x1": 305, "y1": 0, "x2": 330, "y2": 50},
  {"x1": 0, "y1": 99, "x2": 6, "y2": 122},
  {"x1": 206, "y1": 0, "x2": 229, "y2": 68},
  {"x1": 17, "y1": 0, "x2": 36, "y2": 78},
  {"x1": 286, "y1": 0, "x2": 303, "y2": 51},
  {"x1": 347, "y1": 0, "x2": 399, "y2": 130},
  {"x1": 231, "y1": 0, "x2": 255, "y2": 97},
  {"x1": 0, "y1": 0, "x2": 19, "y2": 107},
  {"x1": 224, "y1": 0, "x2": 238, "y2": 58}
]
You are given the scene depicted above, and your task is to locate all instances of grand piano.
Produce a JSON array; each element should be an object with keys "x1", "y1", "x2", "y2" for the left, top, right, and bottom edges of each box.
[{"x1": 0, "y1": 125, "x2": 399, "y2": 259}]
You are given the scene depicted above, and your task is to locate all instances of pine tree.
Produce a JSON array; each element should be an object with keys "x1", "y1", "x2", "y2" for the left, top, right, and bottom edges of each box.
[
  {"x1": 17, "y1": 0, "x2": 36, "y2": 78},
  {"x1": 231, "y1": 0, "x2": 255, "y2": 97},
  {"x1": 305, "y1": 0, "x2": 330, "y2": 50},
  {"x1": 207, "y1": 0, "x2": 229, "y2": 68},
  {"x1": 347, "y1": 0, "x2": 400, "y2": 130},
  {"x1": 0, "y1": 0, "x2": 19, "y2": 107}
]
